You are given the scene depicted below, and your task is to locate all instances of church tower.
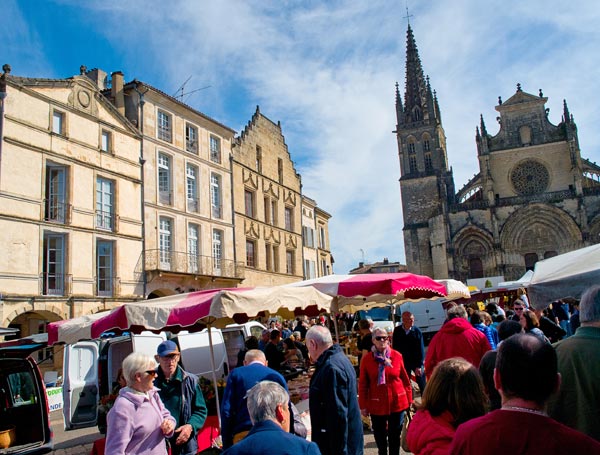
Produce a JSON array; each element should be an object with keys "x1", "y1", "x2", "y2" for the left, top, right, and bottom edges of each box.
[{"x1": 395, "y1": 25, "x2": 455, "y2": 277}]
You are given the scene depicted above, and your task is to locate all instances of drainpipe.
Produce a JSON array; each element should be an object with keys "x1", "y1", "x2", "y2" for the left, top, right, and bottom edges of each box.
[
  {"x1": 134, "y1": 83, "x2": 148, "y2": 297},
  {"x1": 229, "y1": 150, "x2": 238, "y2": 280},
  {"x1": 0, "y1": 64, "x2": 10, "y2": 190}
]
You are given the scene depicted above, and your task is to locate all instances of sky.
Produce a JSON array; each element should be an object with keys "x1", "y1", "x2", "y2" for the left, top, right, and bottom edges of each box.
[{"x1": 3, "y1": 0, "x2": 600, "y2": 274}]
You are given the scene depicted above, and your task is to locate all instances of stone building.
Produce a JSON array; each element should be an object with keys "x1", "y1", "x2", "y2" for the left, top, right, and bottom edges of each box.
[
  {"x1": 395, "y1": 26, "x2": 600, "y2": 282},
  {"x1": 0, "y1": 65, "x2": 143, "y2": 371},
  {"x1": 232, "y1": 107, "x2": 305, "y2": 286},
  {"x1": 92, "y1": 70, "x2": 244, "y2": 297},
  {"x1": 302, "y1": 196, "x2": 333, "y2": 279}
]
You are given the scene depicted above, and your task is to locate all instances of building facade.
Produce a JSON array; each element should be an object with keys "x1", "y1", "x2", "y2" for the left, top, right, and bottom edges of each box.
[
  {"x1": 0, "y1": 65, "x2": 143, "y2": 371},
  {"x1": 232, "y1": 107, "x2": 304, "y2": 286},
  {"x1": 395, "y1": 26, "x2": 600, "y2": 282}
]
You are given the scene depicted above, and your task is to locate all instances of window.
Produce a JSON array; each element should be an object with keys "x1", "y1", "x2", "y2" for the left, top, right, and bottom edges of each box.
[
  {"x1": 278, "y1": 158, "x2": 284, "y2": 184},
  {"x1": 210, "y1": 173, "x2": 222, "y2": 219},
  {"x1": 424, "y1": 152, "x2": 433, "y2": 172},
  {"x1": 273, "y1": 245, "x2": 279, "y2": 272},
  {"x1": 286, "y1": 250, "x2": 294, "y2": 275},
  {"x1": 256, "y1": 146, "x2": 262, "y2": 172},
  {"x1": 265, "y1": 244, "x2": 273, "y2": 271},
  {"x1": 246, "y1": 240, "x2": 256, "y2": 267},
  {"x1": 409, "y1": 154, "x2": 417, "y2": 174},
  {"x1": 271, "y1": 200, "x2": 278, "y2": 225},
  {"x1": 321, "y1": 258, "x2": 328, "y2": 276},
  {"x1": 264, "y1": 197, "x2": 270, "y2": 224},
  {"x1": 52, "y1": 110, "x2": 65, "y2": 135},
  {"x1": 408, "y1": 142, "x2": 416, "y2": 154},
  {"x1": 210, "y1": 135, "x2": 221, "y2": 163},
  {"x1": 101, "y1": 130, "x2": 111, "y2": 153},
  {"x1": 45, "y1": 164, "x2": 67, "y2": 223},
  {"x1": 423, "y1": 139, "x2": 430, "y2": 152},
  {"x1": 245, "y1": 190, "x2": 255, "y2": 218},
  {"x1": 304, "y1": 259, "x2": 316, "y2": 279},
  {"x1": 97, "y1": 240, "x2": 113, "y2": 296},
  {"x1": 96, "y1": 177, "x2": 114, "y2": 230},
  {"x1": 319, "y1": 227, "x2": 326, "y2": 249},
  {"x1": 302, "y1": 226, "x2": 315, "y2": 247},
  {"x1": 185, "y1": 123, "x2": 198, "y2": 153},
  {"x1": 212, "y1": 229, "x2": 223, "y2": 275},
  {"x1": 186, "y1": 164, "x2": 199, "y2": 212},
  {"x1": 285, "y1": 206, "x2": 293, "y2": 231},
  {"x1": 159, "y1": 217, "x2": 172, "y2": 269},
  {"x1": 43, "y1": 233, "x2": 65, "y2": 296},
  {"x1": 157, "y1": 110, "x2": 172, "y2": 142},
  {"x1": 188, "y1": 224, "x2": 199, "y2": 273},
  {"x1": 158, "y1": 153, "x2": 172, "y2": 205}
]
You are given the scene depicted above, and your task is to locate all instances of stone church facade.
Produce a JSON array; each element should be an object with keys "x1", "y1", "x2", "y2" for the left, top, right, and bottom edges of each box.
[{"x1": 395, "y1": 26, "x2": 600, "y2": 282}]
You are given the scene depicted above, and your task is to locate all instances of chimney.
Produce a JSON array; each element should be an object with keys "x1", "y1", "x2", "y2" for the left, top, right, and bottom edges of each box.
[
  {"x1": 111, "y1": 71, "x2": 125, "y2": 116},
  {"x1": 84, "y1": 68, "x2": 108, "y2": 90}
]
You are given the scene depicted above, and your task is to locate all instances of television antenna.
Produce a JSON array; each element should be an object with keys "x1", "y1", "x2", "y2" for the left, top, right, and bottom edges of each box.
[{"x1": 173, "y1": 76, "x2": 211, "y2": 102}]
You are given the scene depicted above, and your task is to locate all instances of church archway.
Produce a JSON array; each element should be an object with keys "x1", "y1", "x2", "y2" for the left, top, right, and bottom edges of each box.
[{"x1": 452, "y1": 226, "x2": 495, "y2": 281}]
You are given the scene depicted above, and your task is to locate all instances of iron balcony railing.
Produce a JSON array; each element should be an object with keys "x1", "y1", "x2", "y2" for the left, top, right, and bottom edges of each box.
[
  {"x1": 45, "y1": 200, "x2": 71, "y2": 224},
  {"x1": 39, "y1": 273, "x2": 72, "y2": 296},
  {"x1": 95, "y1": 276, "x2": 121, "y2": 297},
  {"x1": 96, "y1": 209, "x2": 115, "y2": 231},
  {"x1": 143, "y1": 249, "x2": 244, "y2": 279}
]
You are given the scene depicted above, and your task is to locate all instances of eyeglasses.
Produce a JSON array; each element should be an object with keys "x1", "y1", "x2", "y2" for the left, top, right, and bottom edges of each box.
[
  {"x1": 514, "y1": 308, "x2": 524, "y2": 312},
  {"x1": 374, "y1": 336, "x2": 388, "y2": 341},
  {"x1": 159, "y1": 354, "x2": 180, "y2": 361},
  {"x1": 144, "y1": 370, "x2": 158, "y2": 376}
]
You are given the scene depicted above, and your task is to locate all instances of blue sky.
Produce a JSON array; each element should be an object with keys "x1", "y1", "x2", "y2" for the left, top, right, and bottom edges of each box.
[{"x1": 4, "y1": 0, "x2": 600, "y2": 274}]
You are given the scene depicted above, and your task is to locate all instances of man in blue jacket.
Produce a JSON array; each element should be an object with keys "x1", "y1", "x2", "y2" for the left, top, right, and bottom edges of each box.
[
  {"x1": 222, "y1": 381, "x2": 320, "y2": 455},
  {"x1": 306, "y1": 325, "x2": 364, "y2": 455},
  {"x1": 220, "y1": 349, "x2": 288, "y2": 449}
]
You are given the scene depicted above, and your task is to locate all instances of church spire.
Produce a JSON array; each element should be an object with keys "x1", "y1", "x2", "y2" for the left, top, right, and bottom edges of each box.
[
  {"x1": 563, "y1": 99, "x2": 570, "y2": 124},
  {"x1": 480, "y1": 114, "x2": 488, "y2": 137},
  {"x1": 404, "y1": 24, "x2": 429, "y2": 123},
  {"x1": 395, "y1": 82, "x2": 404, "y2": 125}
]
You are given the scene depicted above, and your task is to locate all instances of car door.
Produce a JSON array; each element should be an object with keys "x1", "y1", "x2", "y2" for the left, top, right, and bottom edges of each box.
[{"x1": 62, "y1": 340, "x2": 100, "y2": 430}]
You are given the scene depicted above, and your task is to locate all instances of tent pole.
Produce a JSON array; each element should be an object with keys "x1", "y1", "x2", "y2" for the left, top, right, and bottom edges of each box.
[
  {"x1": 207, "y1": 324, "x2": 222, "y2": 427},
  {"x1": 333, "y1": 313, "x2": 340, "y2": 343}
]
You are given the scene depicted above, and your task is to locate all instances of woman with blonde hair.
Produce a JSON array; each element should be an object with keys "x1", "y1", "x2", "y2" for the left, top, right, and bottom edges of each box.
[{"x1": 406, "y1": 357, "x2": 488, "y2": 455}]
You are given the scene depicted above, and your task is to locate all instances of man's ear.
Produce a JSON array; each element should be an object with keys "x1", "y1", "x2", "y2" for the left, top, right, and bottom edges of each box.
[
  {"x1": 275, "y1": 403, "x2": 286, "y2": 424},
  {"x1": 493, "y1": 367, "x2": 502, "y2": 392}
]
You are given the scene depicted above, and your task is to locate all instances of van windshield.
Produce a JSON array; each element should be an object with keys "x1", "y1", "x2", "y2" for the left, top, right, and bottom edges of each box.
[{"x1": 362, "y1": 307, "x2": 392, "y2": 321}]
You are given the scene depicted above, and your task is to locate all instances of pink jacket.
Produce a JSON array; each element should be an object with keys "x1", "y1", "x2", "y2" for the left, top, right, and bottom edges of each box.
[
  {"x1": 359, "y1": 348, "x2": 412, "y2": 415},
  {"x1": 407, "y1": 409, "x2": 455, "y2": 455},
  {"x1": 424, "y1": 318, "x2": 491, "y2": 379}
]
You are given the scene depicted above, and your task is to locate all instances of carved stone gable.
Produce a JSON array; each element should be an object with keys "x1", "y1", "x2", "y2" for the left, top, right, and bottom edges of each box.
[
  {"x1": 244, "y1": 220, "x2": 260, "y2": 239},
  {"x1": 243, "y1": 169, "x2": 259, "y2": 189}
]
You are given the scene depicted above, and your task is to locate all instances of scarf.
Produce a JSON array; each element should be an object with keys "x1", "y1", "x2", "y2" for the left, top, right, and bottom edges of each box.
[{"x1": 372, "y1": 345, "x2": 392, "y2": 385}]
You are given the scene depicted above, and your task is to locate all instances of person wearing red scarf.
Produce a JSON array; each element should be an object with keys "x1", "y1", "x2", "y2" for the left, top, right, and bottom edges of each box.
[{"x1": 359, "y1": 327, "x2": 412, "y2": 455}]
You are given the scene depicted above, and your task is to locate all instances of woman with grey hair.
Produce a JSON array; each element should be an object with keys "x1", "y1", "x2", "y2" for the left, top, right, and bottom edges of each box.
[
  {"x1": 223, "y1": 381, "x2": 320, "y2": 455},
  {"x1": 105, "y1": 352, "x2": 176, "y2": 455}
]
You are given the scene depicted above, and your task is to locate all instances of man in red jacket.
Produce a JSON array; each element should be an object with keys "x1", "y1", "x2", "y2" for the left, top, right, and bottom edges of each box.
[{"x1": 424, "y1": 305, "x2": 491, "y2": 379}]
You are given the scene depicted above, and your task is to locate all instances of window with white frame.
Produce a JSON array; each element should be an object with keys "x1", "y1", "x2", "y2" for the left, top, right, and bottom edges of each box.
[
  {"x1": 302, "y1": 226, "x2": 315, "y2": 248},
  {"x1": 45, "y1": 164, "x2": 67, "y2": 223},
  {"x1": 286, "y1": 250, "x2": 294, "y2": 275},
  {"x1": 157, "y1": 110, "x2": 172, "y2": 142},
  {"x1": 213, "y1": 229, "x2": 223, "y2": 275},
  {"x1": 43, "y1": 233, "x2": 66, "y2": 295},
  {"x1": 158, "y1": 153, "x2": 172, "y2": 205},
  {"x1": 185, "y1": 123, "x2": 198, "y2": 153},
  {"x1": 303, "y1": 259, "x2": 316, "y2": 279},
  {"x1": 285, "y1": 206, "x2": 293, "y2": 231},
  {"x1": 246, "y1": 239, "x2": 256, "y2": 268},
  {"x1": 210, "y1": 135, "x2": 221, "y2": 163},
  {"x1": 210, "y1": 173, "x2": 222, "y2": 218},
  {"x1": 52, "y1": 110, "x2": 65, "y2": 135},
  {"x1": 101, "y1": 130, "x2": 111, "y2": 153},
  {"x1": 96, "y1": 177, "x2": 114, "y2": 230},
  {"x1": 188, "y1": 223, "x2": 200, "y2": 273},
  {"x1": 186, "y1": 163, "x2": 199, "y2": 212},
  {"x1": 97, "y1": 240, "x2": 114, "y2": 296},
  {"x1": 159, "y1": 217, "x2": 172, "y2": 269}
]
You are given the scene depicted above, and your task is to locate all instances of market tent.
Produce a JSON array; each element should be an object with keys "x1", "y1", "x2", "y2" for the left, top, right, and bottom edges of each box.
[
  {"x1": 47, "y1": 286, "x2": 333, "y2": 346},
  {"x1": 497, "y1": 269, "x2": 534, "y2": 288},
  {"x1": 528, "y1": 243, "x2": 600, "y2": 309}
]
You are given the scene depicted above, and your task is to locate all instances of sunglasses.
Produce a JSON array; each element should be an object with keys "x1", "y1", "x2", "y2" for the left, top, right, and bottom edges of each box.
[
  {"x1": 374, "y1": 336, "x2": 388, "y2": 341},
  {"x1": 144, "y1": 370, "x2": 158, "y2": 376},
  {"x1": 514, "y1": 308, "x2": 524, "y2": 312}
]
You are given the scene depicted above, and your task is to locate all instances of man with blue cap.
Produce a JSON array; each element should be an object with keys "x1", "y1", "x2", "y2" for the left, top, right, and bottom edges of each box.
[{"x1": 154, "y1": 340, "x2": 207, "y2": 455}]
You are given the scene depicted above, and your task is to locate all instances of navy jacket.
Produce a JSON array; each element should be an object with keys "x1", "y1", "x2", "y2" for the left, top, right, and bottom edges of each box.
[
  {"x1": 392, "y1": 325, "x2": 425, "y2": 372},
  {"x1": 220, "y1": 362, "x2": 288, "y2": 449},
  {"x1": 309, "y1": 344, "x2": 364, "y2": 455},
  {"x1": 222, "y1": 420, "x2": 321, "y2": 455}
]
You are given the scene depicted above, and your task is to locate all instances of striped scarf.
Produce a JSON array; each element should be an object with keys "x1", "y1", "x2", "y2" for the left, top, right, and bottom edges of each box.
[{"x1": 372, "y1": 345, "x2": 392, "y2": 385}]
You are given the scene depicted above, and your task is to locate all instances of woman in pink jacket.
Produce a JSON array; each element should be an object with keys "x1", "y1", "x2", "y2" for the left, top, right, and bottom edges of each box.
[
  {"x1": 106, "y1": 352, "x2": 176, "y2": 455},
  {"x1": 359, "y1": 327, "x2": 412, "y2": 455},
  {"x1": 406, "y1": 357, "x2": 488, "y2": 455}
]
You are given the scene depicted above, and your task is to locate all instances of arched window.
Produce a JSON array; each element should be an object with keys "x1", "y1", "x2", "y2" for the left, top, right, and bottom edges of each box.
[{"x1": 407, "y1": 138, "x2": 417, "y2": 173}]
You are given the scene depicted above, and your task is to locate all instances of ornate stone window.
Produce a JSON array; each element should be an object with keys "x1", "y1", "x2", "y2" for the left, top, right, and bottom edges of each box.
[{"x1": 511, "y1": 160, "x2": 549, "y2": 195}]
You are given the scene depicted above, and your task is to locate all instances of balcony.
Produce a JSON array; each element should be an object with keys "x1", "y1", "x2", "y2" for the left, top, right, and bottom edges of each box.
[
  {"x1": 159, "y1": 190, "x2": 173, "y2": 205},
  {"x1": 96, "y1": 209, "x2": 115, "y2": 231},
  {"x1": 95, "y1": 276, "x2": 121, "y2": 297},
  {"x1": 142, "y1": 250, "x2": 244, "y2": 280},
  {"x1": 39, "y1": 273, "x2": 72, "y2": 296},
  {"x1": 45, "y1": 200, "x2": 71, "y2": 224}
]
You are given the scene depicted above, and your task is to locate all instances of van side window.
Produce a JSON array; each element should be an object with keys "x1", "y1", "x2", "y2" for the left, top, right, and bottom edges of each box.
[{"x1": 7, "y1": 371, "x2": 36, "y2": 406}]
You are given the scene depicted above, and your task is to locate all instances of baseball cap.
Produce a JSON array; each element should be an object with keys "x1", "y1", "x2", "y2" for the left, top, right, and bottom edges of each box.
[{"x1": 157, "y1": 340, "x2": 179, "y2": 357}]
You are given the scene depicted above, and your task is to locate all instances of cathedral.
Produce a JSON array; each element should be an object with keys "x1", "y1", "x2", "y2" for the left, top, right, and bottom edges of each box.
[{"x1": 395, "y1": 25, "x2": 600, "y2": 282}]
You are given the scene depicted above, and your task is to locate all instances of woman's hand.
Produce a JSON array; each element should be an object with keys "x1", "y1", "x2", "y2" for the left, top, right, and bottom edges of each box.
[{"x1": 161, "y1": 419, "x2": 175, "y2": 436}]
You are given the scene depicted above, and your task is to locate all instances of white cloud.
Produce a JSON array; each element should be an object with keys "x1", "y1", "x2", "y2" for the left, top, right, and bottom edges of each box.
[{"x1": 12, "y1": 0, "x2": 600, "y2": 274}]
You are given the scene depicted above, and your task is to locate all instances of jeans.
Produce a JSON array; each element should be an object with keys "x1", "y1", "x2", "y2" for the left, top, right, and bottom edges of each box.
[{"x1": 371, "y1": 410, "x2": 405, "y2": 455}]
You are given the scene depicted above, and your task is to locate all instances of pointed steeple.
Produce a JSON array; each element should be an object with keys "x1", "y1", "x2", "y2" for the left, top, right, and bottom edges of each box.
[
  {"x1": 563, "y1": 99, "x2": 570, "y2": 124},
  {"x1": 480, "y1": 114, "x2": 488, "y2": 137},
  {"x1": 433, "y1": 90, "x2": 442, "y2": 124},
  {"x1": 395, "y1": 82, "x2": 404, "y2": 125},
  {"x1": 404, "y1": 24, "x2": 428, "y2": 123}
]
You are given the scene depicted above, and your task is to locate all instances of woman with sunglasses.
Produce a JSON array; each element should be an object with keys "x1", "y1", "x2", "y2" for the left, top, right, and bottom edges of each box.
[
  {"x1": 359, "y1": 327, "x2": 413, "y2": 455},
  {"x1": 105, "y1": 352, "x2": 176, "y2": 455}
]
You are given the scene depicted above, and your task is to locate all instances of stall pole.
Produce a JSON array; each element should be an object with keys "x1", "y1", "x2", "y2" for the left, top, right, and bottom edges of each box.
[{"x1": 207, "y1": 324, "x2": 222, "y2": 426}]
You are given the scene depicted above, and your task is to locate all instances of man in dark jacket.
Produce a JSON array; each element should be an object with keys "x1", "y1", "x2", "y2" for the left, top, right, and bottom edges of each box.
[
  {"x1": 154, "y1": 340, "x2": 207, "y2": 455},
  {"x1": 392, "y1": 311, "x2": 426, "y2": 393},
  {"x1": 306, "y1": 325, "x2": 364, "y2": 455}
]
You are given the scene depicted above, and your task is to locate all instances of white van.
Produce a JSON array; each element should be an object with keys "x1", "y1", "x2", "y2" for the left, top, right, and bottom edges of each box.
[
  {"x1": 61, "y1": 322, "x2": 265, "y2": 430},
  {"x1": 395, "y1": 298, "x2": 447, "y2": 342}
]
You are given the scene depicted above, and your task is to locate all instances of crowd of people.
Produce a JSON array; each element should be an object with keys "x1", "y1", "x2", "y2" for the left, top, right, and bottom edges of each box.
[{"x1": 99, "y1": 285, "x2": 600, "y2": 455}]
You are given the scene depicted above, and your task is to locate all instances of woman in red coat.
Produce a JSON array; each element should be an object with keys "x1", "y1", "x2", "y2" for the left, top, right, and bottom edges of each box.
[{"x1": 359, "y1": 327, "x2": 412, "y2": 455}]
